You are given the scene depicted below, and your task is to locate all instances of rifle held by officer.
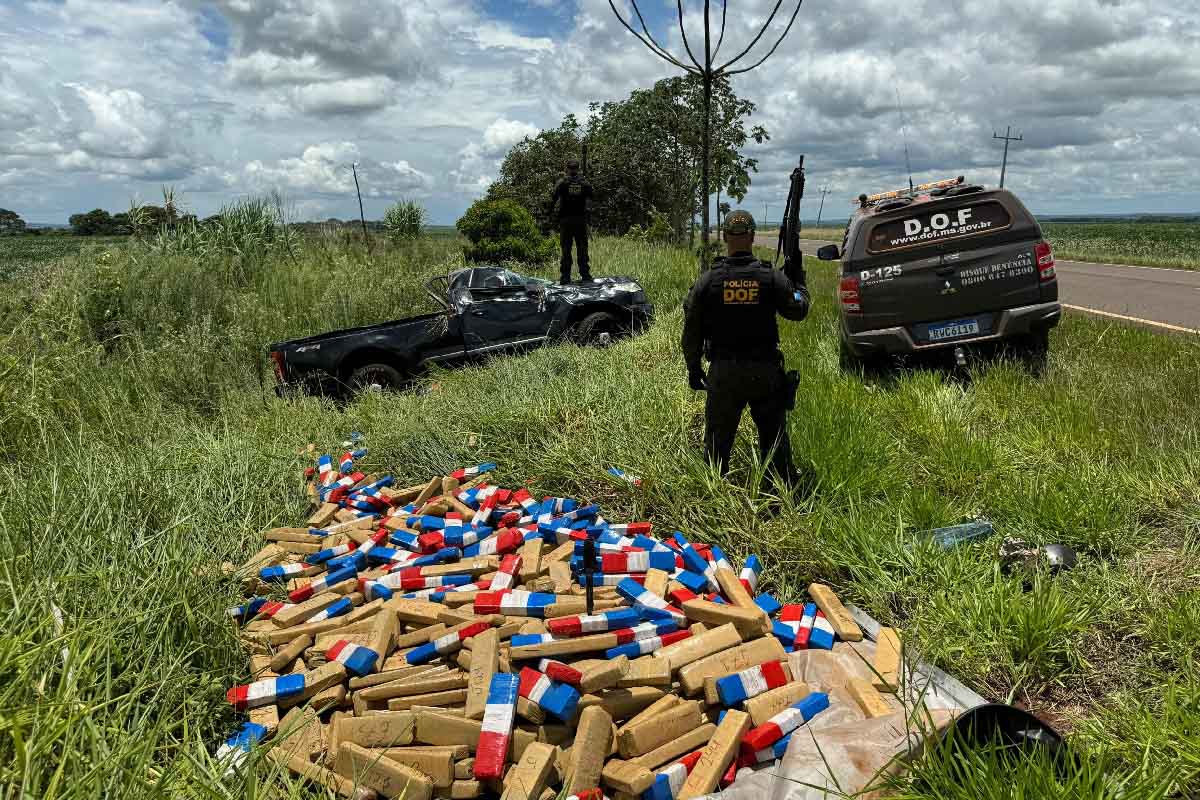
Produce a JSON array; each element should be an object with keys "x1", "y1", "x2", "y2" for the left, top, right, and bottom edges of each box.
[{"x1": 776, "y1": 155, "x2": 807, "y2": 290}]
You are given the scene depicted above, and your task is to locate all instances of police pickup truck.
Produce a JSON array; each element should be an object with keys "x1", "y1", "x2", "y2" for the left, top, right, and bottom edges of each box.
[
  {"x1": 269, "y1": 266, "x2": 653, "y2": 395},
  {"x1": 818, "y1": 177, "x2": 1060, "y2": 369}
]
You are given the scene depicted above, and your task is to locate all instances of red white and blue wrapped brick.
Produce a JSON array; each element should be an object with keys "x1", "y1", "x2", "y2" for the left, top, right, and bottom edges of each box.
[
  {"x1": 511, "y1": 487, "x2": 539, "y2": 515},
  {"x1": 326, "y1": 471, "x2": 364, "y2": 503},
  {"x1": 259, "y1": 562, "x2": 314, "y2": 582},
  {"x1": 338, "y1": 448, "x2": 365, "y2": 473},
  {"x1": 307, "y1": 596, "x2": 354, "y2": 622},
  {"x1": 600, "y1": 549, "x2": 677, "y2": 574},
  {"x1": 326, "y1": 549, "x2": 368, "y2": 573},
  {"x1": 668, "y1": 587, "x2": 699, "y2": 606},
  {"x1": 608, "y1": 467, "x2": 643, "y2": 485},
  {"x1": 518, "y1": 666, "x2": 581, "y2": 721},
  {"x1": 307, "y1": 540, "x2": 357, "y2": 565},
  {"x1": 568, "y1": 790, "x2": 606, "y2": 800},
  {"x1": 606, "y1": 628, "x2": 691, "y2": 659},
  {"x1": 741, "y1": 732, "x2": 792, "y2": 766},
  {"x1": 456, "y1": 483, "x2": 486, "y2": 508},
  {"x1": 612, "y1": 619, "x2": 683, "y2": 643},
  {"x1": 616, "y1": 578, "x2": 686, "y2": 625},
  {"x1": 754, "y1": 593, "x2": 782, "y2": 617},
  {"x1": 452, "y1": 463, "x2": 497, "y2": 481},
  {"x1": 407, "y1": 620, "x2": 491, "y2": 665},
  {"x1": 472, "y1": 485, "x2": 501, "y2": 527},
  {"x1": 361, "y1": 580, "x2": 395, "y2": 602},
  {"x1": 538, "y1": 658, "x2": 583, "y2": 686},
  {"x1": 739, "y1": 554, "x2": 763, "y2": 594},
  {"x1": 577, "y1": 572, "x2": 645, "y2": 588},
  {"x1": 510, "y1": 632, "x2": 563, "y2": 649},
  {"x1": 388, "y1": 528, "x2": 421, "y2": 552},
  {"x1": 226, "y1": 672, "x2": 306, "y2": 710},
  {"x1": 489, "y1": 553, "x2": 522, "y2": 591},
  {"x1": 226, "y1": 597, "x2": 269, "y2": 622},
  {"x1": 710, "y1": 546, "x2": 733, "y2": 574},
  {"x1": 464, "y1": 527, "x2": 524, "y2": 557},
  {"x1": 348, "y1": 486, "x2": 389, "y2": 512},
  {"x1": 643, "y1": 750, "x2": 704, "y2": 800},
  {"x1": 474, "y1": 590, "x2": 557, "y2": 617},
  {"x1": 215, "y1": 720, "x2": 268, "y2": 773},
  {"x1": 740, "y1": 692, "x2": 830, "y2": 755},
  {"x1": 474, "y1": 673, "x2": 519, "y2": 780},
  {"x1": 326, "y1": 639, "x2": 379, "y2": 676},
  {"x1": 385, "y1": 546, "x2": 461, "y2": 570},
  {"x1": 809, "y1": 608, "x2": 835, "y2": 650},
  {"x1": 673, "y1": 534, "x2": 719, "y2": 592},
  {"x1": 538, "y1": 522, "x2": 581, "y2": 545},
  {"x1": 424, "y1": 579, "x2": 491, "y2": 603},
  {"x1": 775, "y1": 604, "x2": 805, "y2": 649},
  {"x1": 367, "y1": 546, "x2": 420, "y2": 568},
  {"x1": 546, "y1": 607, "x2": 641, "y2": 636},
  {"x1": 317, "y1": 454, "x2": 334, "y2": 484},
  {"x1": 715, "y1": 659, "x2": 790, "y2": 706},
  {"x1": 673, "y1": 570, "x2": 709, "y2": 594},
  {"x1": 288, "y1": 565, "x2": 357, "y2": 603}
]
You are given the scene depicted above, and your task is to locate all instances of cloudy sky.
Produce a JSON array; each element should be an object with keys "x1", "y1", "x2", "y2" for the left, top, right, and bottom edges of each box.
[{"x1": 2, "y1": 0, "x2": 1198, "y2": 225}]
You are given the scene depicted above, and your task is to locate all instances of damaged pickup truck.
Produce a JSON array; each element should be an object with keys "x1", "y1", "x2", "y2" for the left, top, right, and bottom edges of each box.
[{"x1": 268, "y1": 266, "x2": 654, "y2": 395}]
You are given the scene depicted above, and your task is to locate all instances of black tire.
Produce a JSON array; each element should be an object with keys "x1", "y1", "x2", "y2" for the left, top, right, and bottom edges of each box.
[
  {"x1": 571, "y1": 311, "x2": 624, "y2": 346},
  {"x1": 348, "y1": 362, "x2": 406, "y2": 393}
]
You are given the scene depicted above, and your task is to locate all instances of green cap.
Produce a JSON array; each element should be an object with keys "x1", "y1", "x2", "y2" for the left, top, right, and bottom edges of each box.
[{"x1": 724, "y1": 209, "x2": 756, "y2": 236}]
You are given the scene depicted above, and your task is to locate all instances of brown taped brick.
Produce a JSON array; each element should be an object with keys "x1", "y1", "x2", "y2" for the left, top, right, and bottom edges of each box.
[
  {"x1": 873, "y1": 627, "x2": 901, "y2": 692},
  {"x1": 847, "y1": 679, "x2": 893, "y2": 718},
  {"x1": 335, "y1": 741, "x2": 433, "y2": 800},
  {"x1": 677, "y1": 709, "x2": 750, "y2": 800},
  {"x1": 565, "y1": 706, "x2": 612, "y2": 795},
  {"x1": 386, "y1": 689, "x2": 468, "y2": 711},
  {"x1": 378, "y1": 746, "x2": 456, "y2": 787},
  {"x1": 680, "y1": 599, "x2": 770, "y2": 639},
  {"x1": 654, "y1": 623, "x2": 742, "y2": 671},
  {"x1": 579, "y1": 655, "x2": 629, "y2": 694},
  {"x1": 464, "y1": 627, "x2": 500, "y2": 720},
  {"x1": 499, "y1": 741, "x2": 556, "y2": 800},
  {"x1": 617, "y1": 655, "x2": 672, "y2": 688},
  {"x1": 630, "y1": 723, "x2": 716, "y2": 769},
  {"x1": 602, "y1": 759, "x2": 657, "y2": 794},
  {"x1": 617, "y1": 701, "x2": 702, "y2": 758},
  {"x1": 677, "y1": 636, "x2": 785, "y2": 696},
  {"x1": 577, "y1": 687, "x2": 666, "y2": 722},
  {"x1": 807, "y1": 583, "x2": 863, "y2": 642},
  {"x1": 743, "y1": 681, "x2": 812, "y2": 726},
  {"x1": 270, "y1": 634, "x2": 313, "y2": 672}
]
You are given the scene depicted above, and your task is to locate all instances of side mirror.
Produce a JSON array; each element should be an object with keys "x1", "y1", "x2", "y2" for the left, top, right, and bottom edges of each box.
[{"x1": 816, "y1": 244, "x2": 840, "y2": 261}]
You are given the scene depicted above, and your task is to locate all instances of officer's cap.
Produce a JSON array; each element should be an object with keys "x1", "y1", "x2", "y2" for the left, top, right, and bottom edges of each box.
[{"x1": 724, "y1": 209, "x2": 756, "y2": 236}]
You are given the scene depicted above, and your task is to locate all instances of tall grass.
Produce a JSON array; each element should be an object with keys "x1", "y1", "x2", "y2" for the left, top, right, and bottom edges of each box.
[{"x1": 1, "y1": 233, "x2": 1198, "y2": 797}]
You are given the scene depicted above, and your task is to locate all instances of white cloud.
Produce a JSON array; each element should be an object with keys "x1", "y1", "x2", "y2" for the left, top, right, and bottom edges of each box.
[
  {"x1": 450, "y1": 118, "x2": 541, "y2": 194},
  {"x1": 243, "y1": 143, "x2": 434, "y2": 197}
]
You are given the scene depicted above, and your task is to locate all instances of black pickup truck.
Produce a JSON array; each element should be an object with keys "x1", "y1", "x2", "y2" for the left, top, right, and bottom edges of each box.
[{"x1": 269, "y1": 266, "x2": 654, "y2": 395}]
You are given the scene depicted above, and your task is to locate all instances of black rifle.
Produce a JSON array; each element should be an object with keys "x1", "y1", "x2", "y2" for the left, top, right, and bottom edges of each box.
[{"x1": 775, "y1": 155, "x2": 807, "y2": 290}]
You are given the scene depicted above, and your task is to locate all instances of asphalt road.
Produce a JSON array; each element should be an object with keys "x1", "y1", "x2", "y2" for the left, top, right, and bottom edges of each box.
[{"x1": 756, "y1": 236, "x2": 1200, "y2": 334}]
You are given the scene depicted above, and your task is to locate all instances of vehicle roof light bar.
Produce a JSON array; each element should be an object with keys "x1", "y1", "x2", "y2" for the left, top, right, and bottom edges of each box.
[{"x1": 859, "y1": 175, "x2": 965, "y2": 205}]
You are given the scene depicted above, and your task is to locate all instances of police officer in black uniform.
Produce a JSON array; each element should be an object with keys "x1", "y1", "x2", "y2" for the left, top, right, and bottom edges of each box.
[
  {"x1": 681, "y1": 209, "x2": 810, "y2": 484},
  {"x1": 550, "y1": 158, "x2": 594, "y2": 284}
]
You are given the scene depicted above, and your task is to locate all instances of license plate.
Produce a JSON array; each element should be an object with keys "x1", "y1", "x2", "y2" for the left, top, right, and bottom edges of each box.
[{"x1": 928, "y1": 318, "x2": 980, "y2": 341}]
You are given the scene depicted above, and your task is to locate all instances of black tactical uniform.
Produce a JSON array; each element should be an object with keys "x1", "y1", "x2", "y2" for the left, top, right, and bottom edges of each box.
[
  {"x1": 681, "y1": 210, "x2": 810, "y2": 482},
  {"x1": 550, "y1": 165, "x2": 594, "y2": 283}
]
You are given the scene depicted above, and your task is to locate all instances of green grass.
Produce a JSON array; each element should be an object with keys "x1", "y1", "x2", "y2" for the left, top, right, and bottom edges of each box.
[
  {"x1": 0, "y1": 234, "x2": 127, "y2": 279},
  {"x1": 1043, "y1": 222, "x2": 1200, "y2": 270},
  {"x1": 2, "y1": 231, "x2": 1198, "y2": 798}
]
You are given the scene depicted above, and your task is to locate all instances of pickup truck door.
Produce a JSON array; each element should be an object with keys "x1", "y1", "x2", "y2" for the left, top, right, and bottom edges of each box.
[
  {"x1": 460, "y1": 286, "x2": 554, "y2": 353},
  {"x1": 458, "y1": 269, "x2": 554, "y2": 353}
]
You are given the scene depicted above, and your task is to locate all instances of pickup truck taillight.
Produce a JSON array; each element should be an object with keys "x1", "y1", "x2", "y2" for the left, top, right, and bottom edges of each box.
[
  {"x1": 270, "y1": 351, "x2": 287, "y2": 382},
  {"x1": 1035, "y1": 241, "x2": 1056, "y2": 281},
  {"x1": 839, "y1": 276, "x2": 862, "y2": 314}
]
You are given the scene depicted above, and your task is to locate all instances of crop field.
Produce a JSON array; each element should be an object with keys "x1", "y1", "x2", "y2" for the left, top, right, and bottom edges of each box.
[
  {"x1": 2, "y1": 227, "x2": 1198, "y2": 798},
  {"x1": 0, "y1": 234, "x2": 127, "y2": 278},
  {"x1": 1042, "y1": 222, "x2": 1200, "y2": 270}
]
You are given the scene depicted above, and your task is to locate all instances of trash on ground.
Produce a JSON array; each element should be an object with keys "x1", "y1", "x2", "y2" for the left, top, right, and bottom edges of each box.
[{"x1": 218, "y1": 449, "x2": 970, "y2": 799}]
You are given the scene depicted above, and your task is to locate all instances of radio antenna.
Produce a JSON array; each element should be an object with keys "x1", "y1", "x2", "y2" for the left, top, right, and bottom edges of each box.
[{"x1": 895, "y1": 85, "x2": 914, "y2": 195}]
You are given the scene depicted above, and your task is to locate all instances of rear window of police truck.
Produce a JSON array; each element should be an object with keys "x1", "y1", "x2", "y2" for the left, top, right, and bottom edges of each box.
[{"x1": 865, "y1": 200, "x2": 1013, "y2": 254}]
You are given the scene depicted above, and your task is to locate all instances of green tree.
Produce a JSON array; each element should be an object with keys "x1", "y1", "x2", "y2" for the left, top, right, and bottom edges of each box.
[
  {"x1": 69, "y1": 209, "x2": 115, "y2": 236},
  {"x1": 486, "y1": 75, "x2": 766, "y2": 243},
  {"x1": 0, "y1": 208, "x2": 26, "y2": 236},
  {"x1": 456, "y1": 198, "x2": 555, "y2": 265}
]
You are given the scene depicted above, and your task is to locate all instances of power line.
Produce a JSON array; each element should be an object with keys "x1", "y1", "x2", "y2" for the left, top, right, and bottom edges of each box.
[{"x1": 993, "y1": 126, "x2": 1023, "y2": 188}]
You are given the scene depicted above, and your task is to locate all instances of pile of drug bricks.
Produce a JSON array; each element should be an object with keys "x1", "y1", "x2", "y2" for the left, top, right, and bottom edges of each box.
[{"x1": 222, "y1": 454, "x2": 904, "y2": 800}]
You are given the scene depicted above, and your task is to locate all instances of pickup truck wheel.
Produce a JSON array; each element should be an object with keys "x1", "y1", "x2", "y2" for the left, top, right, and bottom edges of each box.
[
  {"x1": 349, "y1": 362, "x2": 406, "y2": 393},
  {"x1": 571, "y1": 311, "x2": 624, "y2": 346}
]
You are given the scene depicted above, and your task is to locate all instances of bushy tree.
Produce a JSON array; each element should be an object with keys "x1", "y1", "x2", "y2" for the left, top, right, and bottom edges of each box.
[
  {"x1": 383, "y1": 199, "x2": 427, "y2": 241},
  {"x1": 0, "y1": 208, "x2": 26, "y2": 236},
  {"x1": 456, "y1": 198, "x2": 555, "y2": 265},
  {"x1": 486, "y1": 75, "x2": 766, "y2": 243},
  {"x1": 69, "y1": 209, "x2": 115, "y2": 236}
]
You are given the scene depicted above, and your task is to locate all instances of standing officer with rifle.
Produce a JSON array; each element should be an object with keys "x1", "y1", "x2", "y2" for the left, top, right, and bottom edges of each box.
[
  {"x1": 549, "y1": 156, "x2": 594, "y2": 284},
  {"x1": 681, "y1": 159, "x2": 810, "y2": 488}
]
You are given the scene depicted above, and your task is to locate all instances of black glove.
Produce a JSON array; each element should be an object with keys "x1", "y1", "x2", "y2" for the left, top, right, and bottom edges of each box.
[{"x1": 688, "y1": 366, "x2": 708, "y2": 391}]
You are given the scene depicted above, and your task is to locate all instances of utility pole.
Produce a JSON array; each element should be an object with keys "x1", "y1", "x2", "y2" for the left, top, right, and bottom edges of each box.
[
  {"x1": 815, "y1": 185, "x2": 831, "y2": 227},
  {"x1": 993, "y1": 126, "x2": 1023, "y2": 188},
  {"x1": 763, "y1": 201, "x2": 769, "y2": 229},
  {"x1": 350, "y1": 162, "x2": 371, "y2": 254}
]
